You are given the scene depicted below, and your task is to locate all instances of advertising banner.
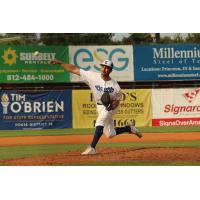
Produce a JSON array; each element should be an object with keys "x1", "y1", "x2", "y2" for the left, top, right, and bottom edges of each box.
[
  {"x1": 0, "y1": 90, "x2": 72, "y2": 130},
  {"x1": 69, "y1": 45, "x2": 134, "y2": 82},
  {"x1": 134, "y1": 44, "x2": 200, "y2": 81},
  {"x1": 72, "y1": 89, "x2": 152, "y2": 128},
  {"x1": 0, "y1": 45, "x2": 69, "y2": 83},
  {"x1": 117, "y1": 89, "x2": 152, "y2": 127},
  {"x1": 152, "y1": 88, "x2": 200, "y2": 126}
]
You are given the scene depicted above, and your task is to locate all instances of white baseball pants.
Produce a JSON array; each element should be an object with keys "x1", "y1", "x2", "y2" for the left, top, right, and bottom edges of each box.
[{"x1": 95, "y1": 104, "x2": 119, "y2": 138}]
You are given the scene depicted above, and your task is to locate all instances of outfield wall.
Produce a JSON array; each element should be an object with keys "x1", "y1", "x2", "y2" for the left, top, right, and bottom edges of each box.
[
  {"x1": 0, "y1": 90, "x2": 72, "y2": 130},
  {"x1": 72, "y1": 89, "x2": 152, "y2": 128},
  {"x1": 152, "y1": 88, "x2": 200, "y2": 126},
  {"x1": 0, "y1": 45, "x2": 69, "y2": 83},
  {"x1": 1, "y1": 44, "x2": 200, "y2": 83},
  {"x1": 1, "y1": 88, "x2": 200, "y2": 130}
]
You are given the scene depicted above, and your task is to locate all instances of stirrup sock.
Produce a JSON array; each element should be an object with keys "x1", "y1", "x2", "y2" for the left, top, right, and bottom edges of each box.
[
  {"x1": 115, "y1": 126, "x2": 130, "y2": 135},
  {"x1": 91, "y1": 126, "x2": 104, "y2": 148}
]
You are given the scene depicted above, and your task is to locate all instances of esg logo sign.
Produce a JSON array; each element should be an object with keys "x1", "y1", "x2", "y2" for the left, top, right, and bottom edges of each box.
[{"x1": 73, "y1": 47, "x2": 130, "y2": 71}]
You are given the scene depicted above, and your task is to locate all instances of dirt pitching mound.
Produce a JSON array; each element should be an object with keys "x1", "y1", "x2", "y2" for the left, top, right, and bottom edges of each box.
[{"x1": 2, "y1": 147, "x2": 200, "y2": 166}]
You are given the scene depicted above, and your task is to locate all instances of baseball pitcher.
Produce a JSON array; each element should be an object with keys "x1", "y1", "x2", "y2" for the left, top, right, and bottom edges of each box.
[{"x1": 50, "y1": 59, "x2": 142, "y2": 155}]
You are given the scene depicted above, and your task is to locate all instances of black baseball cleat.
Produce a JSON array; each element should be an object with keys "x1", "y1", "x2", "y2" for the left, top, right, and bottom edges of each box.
[{"x1": 128, "y1": 122, "x2": 142, "y2": 138}]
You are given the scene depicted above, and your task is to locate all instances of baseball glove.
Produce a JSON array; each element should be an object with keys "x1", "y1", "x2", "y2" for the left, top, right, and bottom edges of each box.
[{"x1": 100, "y1": 92, "x2": 113, "y2": 111}]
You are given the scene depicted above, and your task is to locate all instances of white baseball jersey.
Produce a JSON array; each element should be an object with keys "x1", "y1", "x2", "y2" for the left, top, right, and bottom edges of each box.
[
  {"x1": 80, "y1": 69, "x2": 121, "y2": 103},
  {"x1": 80, "y1": 69, "x2": 122, "y2": 138}
]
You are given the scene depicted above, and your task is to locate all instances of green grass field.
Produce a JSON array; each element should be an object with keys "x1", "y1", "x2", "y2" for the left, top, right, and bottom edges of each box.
[
  {"x1": 0, "y1": 140, "x2": 200, "y2": 166},
  {"x1": 0, "y1": 125, "x2": 199, "y2": 137},
  {"x1": 0, "y1": 126, "x2": 199, "y2": 166}
]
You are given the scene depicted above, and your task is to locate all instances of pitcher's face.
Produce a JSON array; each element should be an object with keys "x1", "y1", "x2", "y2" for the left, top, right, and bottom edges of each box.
[{"x1": 100, "y1": 65, "x2": 112, "y2": 76}]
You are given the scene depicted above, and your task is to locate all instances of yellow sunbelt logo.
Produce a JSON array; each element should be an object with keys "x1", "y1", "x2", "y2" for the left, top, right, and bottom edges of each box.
[{"x1": 2, "y1": 48, "x2": 18, "y2": 66}]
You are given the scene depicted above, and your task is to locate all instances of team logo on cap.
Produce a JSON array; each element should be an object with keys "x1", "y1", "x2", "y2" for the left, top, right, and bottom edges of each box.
[{"x1": 101, "y1": 60, "x2": 113, "y2": 67}]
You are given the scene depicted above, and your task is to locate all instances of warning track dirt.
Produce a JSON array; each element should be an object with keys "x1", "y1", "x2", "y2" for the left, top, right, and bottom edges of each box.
[{"x1": 0, "y1": 132, "x2": 199, "y2": 146}]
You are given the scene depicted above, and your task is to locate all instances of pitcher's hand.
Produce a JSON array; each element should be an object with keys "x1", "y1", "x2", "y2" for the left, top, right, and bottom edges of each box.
[{"x1": 50, "y1": 59, "x2": 63, "y2": 65}]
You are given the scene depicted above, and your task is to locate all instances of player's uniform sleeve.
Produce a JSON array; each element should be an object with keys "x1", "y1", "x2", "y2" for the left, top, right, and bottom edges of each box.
[
  {"x1": 80, "y1": 69, "x2": 90, "y2": 84},
  {"x1": 80, "y1": 69, "x2": 96, "y2": 85}
]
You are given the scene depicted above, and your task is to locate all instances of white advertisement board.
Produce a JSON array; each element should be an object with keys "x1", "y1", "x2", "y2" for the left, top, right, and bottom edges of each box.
[
  {"x1": 69, "y1": 45, "x2": 134, "y2": 82},
  {"x1": 152, "y1": 88, "x2": 200, "y2": 126}
]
